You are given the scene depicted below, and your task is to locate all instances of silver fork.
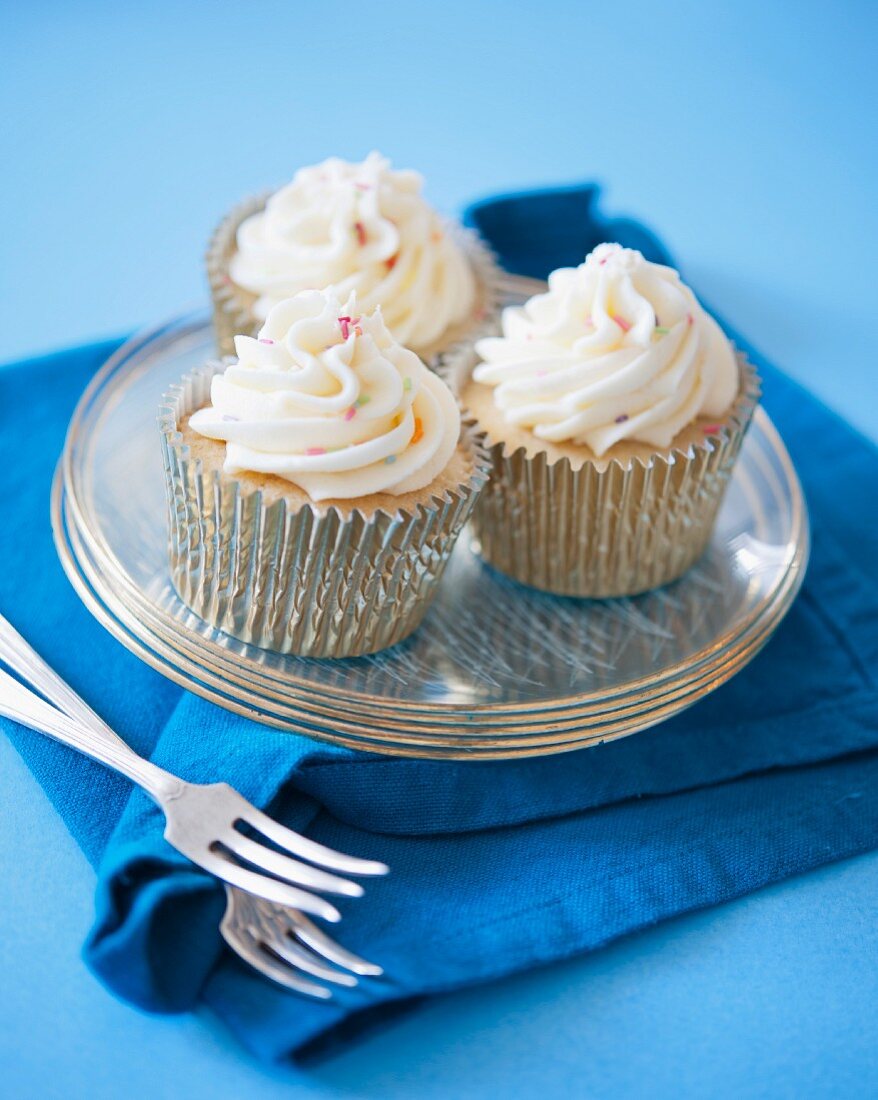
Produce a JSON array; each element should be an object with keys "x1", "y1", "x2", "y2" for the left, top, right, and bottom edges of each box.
[
  {"x1": 221, "y1": 889, "x2": 382, "y2": 998},
  {"x1": 0, "y1": 613, "x2": 385, "y2": 996},
  {"x1": 0, "y1": 616, "x2": 387, "y2": 927}
]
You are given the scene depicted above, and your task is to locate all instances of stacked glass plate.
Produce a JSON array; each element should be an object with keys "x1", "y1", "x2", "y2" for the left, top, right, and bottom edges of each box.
[{"x1": 52, "y1": 286, "x2": 809, "y2": 759}]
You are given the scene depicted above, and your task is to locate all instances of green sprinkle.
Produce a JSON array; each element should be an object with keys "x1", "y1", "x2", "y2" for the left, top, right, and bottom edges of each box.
[
  {"x1": 655, "y1": 326, "x2": 670, "y2": 335},
  {"x1": 355, "y1": 394, "x2": 371, "y2": 408},
  {"x1": 403, "y1": 377, "x2": 413, "y2": 391}
]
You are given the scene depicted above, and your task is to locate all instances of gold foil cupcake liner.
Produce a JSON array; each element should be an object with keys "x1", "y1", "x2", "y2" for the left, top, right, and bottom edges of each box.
[
  {"x1": 159, "y1": 365, "x2": 491, "y2": 658},
  {"x1": 206, "y1": 192, "x2": 504, "y2": 369},
  {"x1": 462, "y1": 354, "x2": 761, "y2": 598}
]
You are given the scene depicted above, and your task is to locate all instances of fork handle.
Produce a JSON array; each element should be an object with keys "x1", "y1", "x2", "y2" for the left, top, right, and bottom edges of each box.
[
  {"x1": 0, "y1": 612, "x2": 128, "y2": 749},
  {"x1": 0, "y1": 666, "x2": 182, "y2": 802}
]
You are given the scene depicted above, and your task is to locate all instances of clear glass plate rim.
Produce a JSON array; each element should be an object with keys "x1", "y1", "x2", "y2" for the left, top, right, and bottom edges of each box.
[
  {"x1": 54, "y1": 473, "x2": 802, "y2": 756},
  {"x1": 65, "y1": 494, "x2": 806, "y2": 731}
]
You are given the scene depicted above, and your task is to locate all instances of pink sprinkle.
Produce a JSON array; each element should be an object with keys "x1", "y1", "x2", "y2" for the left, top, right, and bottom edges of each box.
[
  {"x1": 344, "y1": 407, "x2": 356, "y2": 421},
  {"x1": 583, "y1": 316, "x2": 593, "y2": 327},
  {"x1": 354, "y1": 221, "x2": 367, "y2": 246},
  {"x1": 258, "y1": 338, "x2": 274, "y2": 345},
  {"x1": 536, "y1": 369, "x2": 547, "y2": 378},
  {"x1": 305, "y1": 447, "x2": 326, "y2": 456},
  {"x1": 337, "y1": 314, "x2": 362, "y2": 340},
  {"x1": 702, "y1": 424, "x2": 721, "y2": 435},
  {"x1": 612, "y1": 314, "x2": 631, "y2": 333},
  {"x1": 599, "y1": 258, "x2": 608, "y2": 266},
  {"x1": 687, "y1": 313, "x2": 694, "y2": 326},
  {"x1": 354, "y1": 182, "x2": 371, "y2": 191}
]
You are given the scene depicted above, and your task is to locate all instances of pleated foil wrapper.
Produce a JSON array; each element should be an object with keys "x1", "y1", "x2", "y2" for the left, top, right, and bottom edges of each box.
[
  {"x1": 159, "y1": 366, "x2": 491, "y2": 658},
  {"x1": 462, "y1": 354, "x2": 761, "y2": 598},
  {"x1": 206, "y1": 192, "x2": 503, "y2": 369}
]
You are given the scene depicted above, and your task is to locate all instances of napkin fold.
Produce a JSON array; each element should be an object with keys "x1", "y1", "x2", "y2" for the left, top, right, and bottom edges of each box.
[{"x1": 1, "y1": 186, "x2": 877, "y2": 1064}]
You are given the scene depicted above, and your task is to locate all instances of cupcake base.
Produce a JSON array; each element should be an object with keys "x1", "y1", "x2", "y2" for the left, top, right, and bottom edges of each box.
[
  {"x1": 160, "y1": 367, "x2": 489, "y2": 657},
  {"x1": 460, "y1": 355, "x2": 760, "y2": 598},
  {"x1": 178, "y1": 415, "x2": 475, "y2": 519}
]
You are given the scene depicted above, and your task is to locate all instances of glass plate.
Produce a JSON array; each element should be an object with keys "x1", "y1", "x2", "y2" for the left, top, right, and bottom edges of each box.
[
  {"x1": 53, "y1": 305, "x2": 809, "y2": 758},
  {"x1": 54, "y1": 479, "x2": 802, "y2": 758}
]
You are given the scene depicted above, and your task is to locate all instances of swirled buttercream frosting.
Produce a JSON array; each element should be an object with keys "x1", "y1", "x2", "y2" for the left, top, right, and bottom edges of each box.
[
  {"x1": 228, "y1": 152, "x2": 477, "y2": 351},
  {"x1": 188, "y1": 290, "x2": 461, "y2": 502},
  {"x1": 472, "y1": 243, "x2": 738, "y2": 456}
]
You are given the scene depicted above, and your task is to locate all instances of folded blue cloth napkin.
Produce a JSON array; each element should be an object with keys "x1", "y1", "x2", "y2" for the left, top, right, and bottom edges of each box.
[{"x1": 2, "y1": 186, "x2": 877, "y2": 1064}]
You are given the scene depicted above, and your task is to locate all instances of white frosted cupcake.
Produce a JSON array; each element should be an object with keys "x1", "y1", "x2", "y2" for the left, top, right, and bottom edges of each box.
[
  {"x1": 208, "y1": 152, "x2": 499, "y2": 367},
  {"x1": 461, "y1": 243, "x2": 760, "y2": 597},
  {"x1": 161, "y1": 289, "x2": 489, "y2": 657}
]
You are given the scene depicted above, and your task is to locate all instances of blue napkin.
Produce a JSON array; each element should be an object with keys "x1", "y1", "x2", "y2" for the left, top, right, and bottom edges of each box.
[{"x1": 2, "y1": 186, "x2": 877, "y2": 1064}]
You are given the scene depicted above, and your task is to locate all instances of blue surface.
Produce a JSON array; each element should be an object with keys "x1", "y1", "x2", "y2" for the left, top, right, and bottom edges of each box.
[{"x1": 2, "y1": 1, "x2": 878, "y2": 1096}]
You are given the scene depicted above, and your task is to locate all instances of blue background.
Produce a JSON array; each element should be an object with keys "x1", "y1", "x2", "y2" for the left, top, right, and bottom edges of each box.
[{"x1": 2, "y1": 1, "x2": 877, "y2": 1096}]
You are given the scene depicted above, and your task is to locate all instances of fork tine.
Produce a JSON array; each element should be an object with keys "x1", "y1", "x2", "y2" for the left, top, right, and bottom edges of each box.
[
  {"x1": 220, "y1": 896, "x2": 334, "y2": 998},
  {"x1": 289, "y1": 911, "x2": 384, "y2": 977},
  {"x1": 221, "y1": 831, "x2": 364, "y2": 897},
  {"x1": 268, "y1": 937, "x2": 358, "y2": 987},
  {"x1": 234, "y1": 943, "x2": 333, "y2": 999},
  {"x1": 240, "y1": 807, "x2": 389, "y2": 877},
  {"x1": 251, "y1": 953, "x2": 333, "y2": 998},
  {"x1": 225, "y1": 889, "x2": 383, "y2": 979},
  {"x1": 250, "y1": 950, "x2": 332, "y2": 998},
  {"x1": 200, "y1": 848, "x2": 343, "y2": 922}
]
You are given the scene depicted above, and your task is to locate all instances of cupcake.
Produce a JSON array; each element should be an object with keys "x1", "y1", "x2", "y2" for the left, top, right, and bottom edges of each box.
[
  {"x1": 460, "y1": 243, "x2": 759, "y2": 597},
  {"x1": 160, "y1": 289, "x2": 489, "y2": 657},
  {"x1": 208, "y1": 151, "x2": 499, "y2": 367}
]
